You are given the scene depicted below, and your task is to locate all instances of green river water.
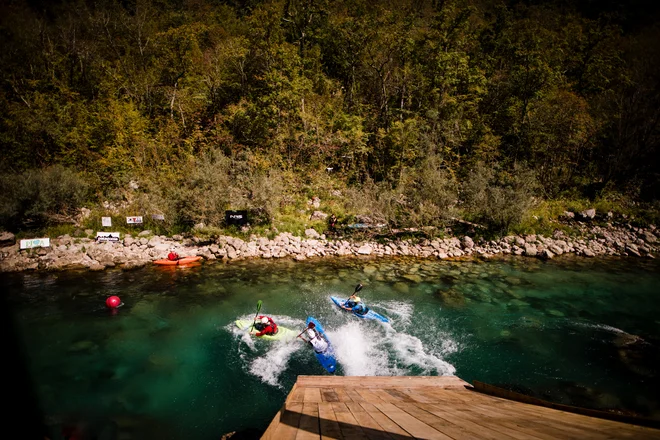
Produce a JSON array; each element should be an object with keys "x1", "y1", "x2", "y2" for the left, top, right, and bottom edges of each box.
[{"x1": 2, "y1": 256, "x2": 660, "y2": 439}]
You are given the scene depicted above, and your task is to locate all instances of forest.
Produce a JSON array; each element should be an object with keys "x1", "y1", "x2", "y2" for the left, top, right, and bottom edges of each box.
[{"x1": 0, "y1": 0, "x2": 659, "y2": 236}]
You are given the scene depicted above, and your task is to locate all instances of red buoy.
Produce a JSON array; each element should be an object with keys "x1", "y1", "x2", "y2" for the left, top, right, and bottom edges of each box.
[{"x1": 105, "y1": 296, "x2": 121, "y2": 309}]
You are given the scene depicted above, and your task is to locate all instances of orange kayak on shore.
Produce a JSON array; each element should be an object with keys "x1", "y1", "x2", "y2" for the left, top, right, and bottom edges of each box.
[{"x1": 154, "y1": 256, "x2": 203, "y2": 266}]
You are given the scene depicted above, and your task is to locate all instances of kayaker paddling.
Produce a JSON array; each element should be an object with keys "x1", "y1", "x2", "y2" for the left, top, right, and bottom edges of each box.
[
  {"x1": 254, "y1": 315, "x2": 278, "y2": 336},
  {"x1": 341, "y1": 284, "x2": 368, "y2": 315},
  {"x1": 299, "y1": 323, "x2": 329, "y2": 353}
]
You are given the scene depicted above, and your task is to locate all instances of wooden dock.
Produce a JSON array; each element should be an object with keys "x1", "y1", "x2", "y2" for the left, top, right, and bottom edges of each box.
[{"x1": 262, "y1": 376, "x2": 660, "y2": 439}]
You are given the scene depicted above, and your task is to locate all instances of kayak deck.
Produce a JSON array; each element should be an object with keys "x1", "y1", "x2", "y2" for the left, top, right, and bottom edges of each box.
[{"x1": 154, "y1": 256, "x2": 202, "y2": 266}]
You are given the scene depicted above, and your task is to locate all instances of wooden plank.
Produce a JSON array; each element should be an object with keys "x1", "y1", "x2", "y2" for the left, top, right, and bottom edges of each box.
[
  {"x1": 295, "y1": 402, "x2": 320, "y2": 440},
  {"x1": 471, "y1": 399, "x2": 657, "y2": 437},
  {"x1": 371, "y1": 389, "x2": 404, "y2": 403},
  {"x1": 425, "y1": 403, "x2": 611, "y2": 440},
  {"x1": 414, "y1": 403, "x2": 518, "y2": 440},
  {"x1": 288, "y1": 384, "x2": 306, "y2": 404},
  {"x1": 270, "y1": 402, "x2": 304, "y2": 440},
  {"x1": 332, "y1": 402, "x2": 369, "y2": 440},
  {"x1": 345, "y1": 388, "x2": 366, "y2": 402},
  {"x1": 262, "y1": 406, "x2": 283, "y2": 440},
  {"x1": 392, "y1": 402, "x2": 483, "y2": 440},
  {"x1": 383, "y1": 389, "x2": 416, "y2": 403},
  {"x1": 345, "y1": 402, "x2": 396, "y2": 440},
  {"x1": 486, "y1": 403, "x2": 660, "y2": 439},
  {"x1": 358, "y1": 402, "x2": 413, "y2": 438},
  {"x1": 333, "y1": 387, "x2": 353, "y2": 403},
  {"x1": 319, "y1": 402, "x2": 342, "y2": 440},
  {"x1": 415, "y1": 402, "x2": 549, "y2": 440},
  {"x1": 322, "y1": 388, "x2": 341, "y2": 403},
  {"x1": 472, "y1": 382, "x2": 660, "y2": 430},
  {"x1": 304, "y1": 387, "x2": 323, "y2": 403},
  {"x1": 355, "y1": 389, "x2": 386, "y2": 404},
  {"x1": 373, "y1": 403, "x2": 452, "y2": 440}
]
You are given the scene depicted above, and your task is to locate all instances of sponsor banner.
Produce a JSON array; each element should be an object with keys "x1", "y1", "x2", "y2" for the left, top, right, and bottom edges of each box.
[
  {"x1": 151, "y1": 214, "x2": 165, "y2": 221},
  {"x1": 101, "y1": 217, "x2": 112, "y2": 227},
  {"x1": 20, "y1": 238, "x2": 50, "y2": 249},
  {"x1": 126, "y1": 216, "x2": 143, "y2": 224},
  {"x1": 96, "y1": 232, "x2": 120, "y2": 242},
  {"x1": 225, "y1": 210, "x2": 248, "y2": 226}
]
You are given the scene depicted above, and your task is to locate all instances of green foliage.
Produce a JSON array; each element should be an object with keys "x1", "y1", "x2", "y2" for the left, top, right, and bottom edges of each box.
[
  {"x1": 0, "y1": 166, "x2": 89, "y2": 231},
  {"x1": 462, "y1": 162, "x2": 539, "y2": 233},
  {"x1": 0, "y1": 0, "x2": 658, "y2": 236}
]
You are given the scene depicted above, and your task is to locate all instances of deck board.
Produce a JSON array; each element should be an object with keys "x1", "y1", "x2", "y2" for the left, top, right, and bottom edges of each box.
[{"x1": 261, "y1": 376, "x2": 660, "y2": 440}]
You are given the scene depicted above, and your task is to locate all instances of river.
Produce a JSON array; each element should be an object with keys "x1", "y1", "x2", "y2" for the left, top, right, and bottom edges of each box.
[{"x1": 3, "y1": 256, "x2": 659, "y2": 439}]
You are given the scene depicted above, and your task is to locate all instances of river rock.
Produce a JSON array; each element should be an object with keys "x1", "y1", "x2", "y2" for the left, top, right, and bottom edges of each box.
[
  {"x1": 305, "y1": 228, "x2": 320, "y2": 239},
  {"x1": 524, "y1": 244, "x2": 537, "y2": 257},
  {"x1": 310, "y1": 211, "x2": 328, "y2": 221},
  {"x1": 138, "y1": 230, "x2": 152, "y2": 237},
  {"x1": 357, "y1": 244, "x2": 372, "y2": 255},
  {"x1": 462, "y1": 236, "x2": 474, "y2": 249},
  {"x1": 540, "y1": 249, "x2": 554, "y2": 260},
  {"x1": 580, "y1": 208, "x2": 596, "y2": 220}
]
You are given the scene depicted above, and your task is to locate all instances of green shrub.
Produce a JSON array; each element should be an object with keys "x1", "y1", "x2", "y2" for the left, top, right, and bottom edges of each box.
[
  {"x1": 0, "y1": 165, "x2": 89, "y2": 231},
  {"x1": 462, "y1": 162, "x2": 539, "y2": 233}
]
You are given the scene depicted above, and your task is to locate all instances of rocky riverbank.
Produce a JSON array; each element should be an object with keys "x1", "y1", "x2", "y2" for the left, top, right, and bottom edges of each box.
[{"x1": 0, "y1": 222, "x2": 657, "y2": 273}]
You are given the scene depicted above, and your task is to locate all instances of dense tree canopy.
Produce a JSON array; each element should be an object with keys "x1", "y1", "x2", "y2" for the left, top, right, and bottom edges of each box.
[{"x1": 0, "y1": 0, "x2": 658, "y2": 232}]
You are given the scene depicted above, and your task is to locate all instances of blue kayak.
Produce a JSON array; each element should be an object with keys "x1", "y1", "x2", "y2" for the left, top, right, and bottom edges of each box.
[
  {"x1": 306, "y1": 316, "x2": 337, "y2": 373},
  {"x1": 330, "y1": 296, "x2": 390, "y2": 323}
]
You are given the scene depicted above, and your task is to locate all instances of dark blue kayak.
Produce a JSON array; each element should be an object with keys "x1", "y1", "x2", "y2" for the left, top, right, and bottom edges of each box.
[
  {"x1": 330, "y1": 296, "x2": 389, "y2": 323},
  {"x1": 305, "y1": 316, "x2": 336, "y2": 373}
]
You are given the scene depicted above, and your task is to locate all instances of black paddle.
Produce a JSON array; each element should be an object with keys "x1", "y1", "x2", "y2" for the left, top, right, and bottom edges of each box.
[
  {"x1": 249, "y1": 300, "x2": 263, "y2": 333},
  {"x1": 342, "y1": 283, "x2": 363, "y2": 310}
]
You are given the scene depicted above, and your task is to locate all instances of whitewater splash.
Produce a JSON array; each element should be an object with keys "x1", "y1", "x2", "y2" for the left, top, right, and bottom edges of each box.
[
  {"x1": 328, "y1": 300, "x2": 457, "y2": 376},
  {"x1": 229, "y1": 302, "x2": 457, "y2": 385},
  {"x1": 229, "y1": 314, "x2": 306, "y2": 387}
]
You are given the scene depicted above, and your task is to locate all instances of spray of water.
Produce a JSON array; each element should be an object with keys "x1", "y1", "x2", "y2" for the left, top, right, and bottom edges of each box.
[{"x1": 228, "y1": 314, "x2": 306, "y2": 387}]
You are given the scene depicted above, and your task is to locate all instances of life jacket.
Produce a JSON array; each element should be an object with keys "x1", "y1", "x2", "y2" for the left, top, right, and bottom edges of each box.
[
  {"x1": 168, "y1": 252, "x2": 179, "y2": 261},
  {"x1": 256, "y1": 316, "x2": 278, "y2": 335}
]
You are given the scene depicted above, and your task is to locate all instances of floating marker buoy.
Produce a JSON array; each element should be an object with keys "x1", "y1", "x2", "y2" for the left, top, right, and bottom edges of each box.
[{"x1": 105, "y1": 296, "x2": 121, "y2": 309}]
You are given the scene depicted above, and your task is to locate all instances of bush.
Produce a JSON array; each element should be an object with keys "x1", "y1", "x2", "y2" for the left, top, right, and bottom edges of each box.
[
  {"x1": 461, "y1": 162, "x2": 538, "y2": 232},
  {"x1": 0, "y1": 165, "x2": 88, "y2": 231}
]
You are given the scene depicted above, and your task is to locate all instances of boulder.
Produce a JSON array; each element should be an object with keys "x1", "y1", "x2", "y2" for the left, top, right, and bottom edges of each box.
[
  {"x1": 305, "y1": 228, "x2": 320, "y2": 239},
  {"x1": 540, "y1": 249, "x2": 554, "y2": 260},
  {"x1": 524, "y1": 244, "x2": 538, "y2": 257},
  {"x1": 0, "y1": 231, "x2": 16, "y2": 247},
  {"x1": 580, "y1": 208, "x2": 596, "y2": 220},
  {"x1": 357, "y1": 244, "x2": 373, "y2": 255},
  {"x1": 310, "y1": 211, "x2": 328, "y2": 221},
  {"x1": 138, "y1": 230, "x2": 152, "y2": 237},
  {"x1": 462, "y1": 236, "x2": 474, "y2": 249}
]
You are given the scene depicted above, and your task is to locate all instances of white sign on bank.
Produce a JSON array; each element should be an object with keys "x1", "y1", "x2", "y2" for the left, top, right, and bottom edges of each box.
[
  {"x1": 126, "y1": 216, "x2": 143, "y2": 224},
  {"x1": 20, "y1": 238, "x2": 50, "y2": 249},
  {"x1": 96, "y1": 232, "x2": 120, "y2": 242}
]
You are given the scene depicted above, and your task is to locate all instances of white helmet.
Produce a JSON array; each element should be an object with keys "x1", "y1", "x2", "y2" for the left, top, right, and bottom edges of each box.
[
  {"x1": 306, "y1": 328, "x2": 316, "y2": 338},
  {"x1": 261, "y1": 317, "x2": 269, "y2": 324}
]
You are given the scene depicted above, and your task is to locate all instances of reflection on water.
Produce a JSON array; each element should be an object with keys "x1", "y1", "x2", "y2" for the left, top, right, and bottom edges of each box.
[{"x1": 2, "y1": 255, "x2": 660, "y2": 438}]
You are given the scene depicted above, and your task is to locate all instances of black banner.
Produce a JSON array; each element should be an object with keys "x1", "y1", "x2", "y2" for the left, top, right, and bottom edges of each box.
[{"x1": 225, "y1": 210, "x2": 248, "y2": 226}]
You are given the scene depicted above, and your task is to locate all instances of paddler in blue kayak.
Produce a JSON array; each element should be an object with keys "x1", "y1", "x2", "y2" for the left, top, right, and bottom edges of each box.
[
  {"x1": 254, "y1": 316, "x2": 278, "y2": 337},
  {"x1": 301, "y1": 323, "x2": 329, "y2": 353},
  {"x1": 342, "y1": 284, "x2": 368, "y2": 315}
]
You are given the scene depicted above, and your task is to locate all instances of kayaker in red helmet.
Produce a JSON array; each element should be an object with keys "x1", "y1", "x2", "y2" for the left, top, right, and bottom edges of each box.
[
  {"x1": 254, "y1": 315, "x2": 278, "y2": 336},
  {"x1": 167, "y1": 248, "x2": 180, "y2": 261}
]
